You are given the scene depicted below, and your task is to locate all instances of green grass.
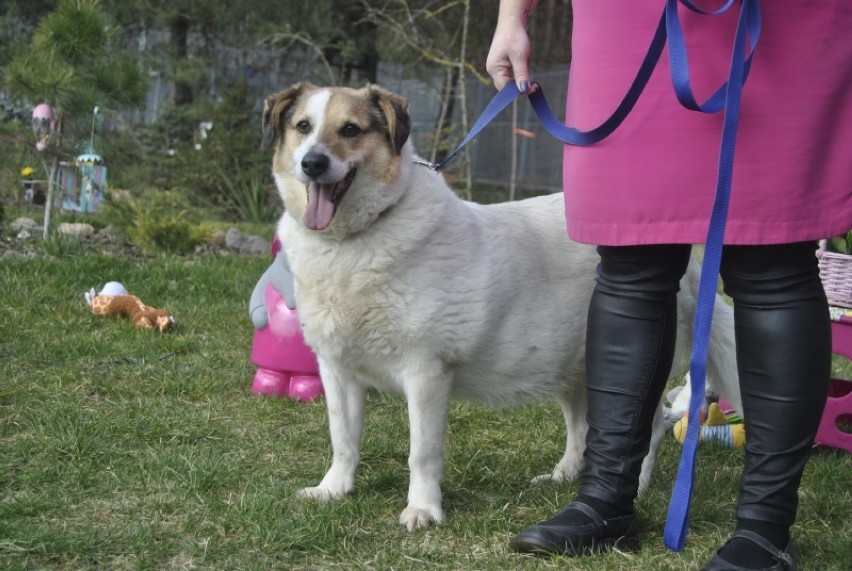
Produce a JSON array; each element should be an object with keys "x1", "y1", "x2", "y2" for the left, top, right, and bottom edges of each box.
[{"x1": 1, "y1": 253, "x2": 850, "y2": 570}]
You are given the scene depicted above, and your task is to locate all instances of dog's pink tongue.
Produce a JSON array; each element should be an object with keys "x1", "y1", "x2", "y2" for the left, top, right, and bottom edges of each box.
[{"x1": 304, "y1": 181, "x2": 336, "y2": 231}]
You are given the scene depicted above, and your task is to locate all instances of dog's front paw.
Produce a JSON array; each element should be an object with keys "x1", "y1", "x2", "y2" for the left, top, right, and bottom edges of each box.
[
  {"x1": 296, "y1": 486, "x2": 345, "y2": 501},
  {"x1": 531, "y1": 472, "x2": 559, "y2": 485},
  {"x1": 530, "y1": 461, "x2": 585, "y2": 485},
  {"x1": 399, "y1": 505, "x2": 444, "y2": 531}
]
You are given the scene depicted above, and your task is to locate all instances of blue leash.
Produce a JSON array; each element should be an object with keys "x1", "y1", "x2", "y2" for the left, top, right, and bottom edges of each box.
[
  {"x1": 663, "y1": 0, "x2": 760, "y2": 552},
  {"x1": 431, "y1": 0, "x2": 761, "y2": 552}
]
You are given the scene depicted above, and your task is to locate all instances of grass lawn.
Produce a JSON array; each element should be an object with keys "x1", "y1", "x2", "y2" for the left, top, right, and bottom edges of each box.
[{"x1": 1, "y1": 250, "x2": 850, "y2": 570}]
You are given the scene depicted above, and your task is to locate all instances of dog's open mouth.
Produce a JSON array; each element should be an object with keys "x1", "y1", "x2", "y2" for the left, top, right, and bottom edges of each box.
[{"x1": 303, "y1": 168, "x2": 357, "y2": 231}]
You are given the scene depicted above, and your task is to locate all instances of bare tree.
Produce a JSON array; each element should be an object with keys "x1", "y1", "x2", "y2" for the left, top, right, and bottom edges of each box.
[
  {"x1": 260, "y1": 32, "x2": 338, "y2": 86},
  {"x1": 359, "y1": 0, "x2": 487, "y2": 199}
]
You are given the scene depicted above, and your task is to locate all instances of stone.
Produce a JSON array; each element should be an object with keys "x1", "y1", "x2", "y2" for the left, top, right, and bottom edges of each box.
[
  {"x1": 10, "y1": 217, "x2": 40, "y2": 234},
  {"x1": 58, "y1": 222, "x2": 96, "y2": 237},
  {"x1": 224, "y1": 227, "x2": 269, "y2": 255},
  {"x1": 209, "y1": 229, "x2": 227, "y2": 248}
]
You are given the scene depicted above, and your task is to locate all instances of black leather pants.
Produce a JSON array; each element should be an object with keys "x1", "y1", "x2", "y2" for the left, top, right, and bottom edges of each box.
[{"x1": 580, "y1": 242, "x2": 830, "y2": 527}]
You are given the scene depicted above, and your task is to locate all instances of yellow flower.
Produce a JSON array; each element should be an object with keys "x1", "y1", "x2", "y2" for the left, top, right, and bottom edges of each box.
[{"x1": 21, "y1": 167, "x2": 34, "y2": 177}]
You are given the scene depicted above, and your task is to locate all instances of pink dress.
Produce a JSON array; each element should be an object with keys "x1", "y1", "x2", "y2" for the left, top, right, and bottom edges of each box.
[{"x1": 563, "y1": 1, "x2": 852, "y2": 246}]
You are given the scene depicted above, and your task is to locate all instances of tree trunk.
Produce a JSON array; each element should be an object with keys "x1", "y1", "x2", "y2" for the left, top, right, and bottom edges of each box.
[
  {"x1": 171, "y1": 12, "x2": 193, "y2": 105},
  {"x1": 458, "y1": 0, "x2": 472, "y2": 200},
  {"x1": 431, "y1": 66, "x2": 459, "y2": 165},
  {"x1": 509, "y1": 100, "x2": 518, "y2": 201},
  {"x1": 42, "y1": 155, "x2": 58, "y2": 240},
  {"x1": 543, "y1": 0, "x2": 556, "y2": 60}
]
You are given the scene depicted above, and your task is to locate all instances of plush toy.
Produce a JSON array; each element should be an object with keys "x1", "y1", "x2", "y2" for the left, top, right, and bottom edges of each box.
[
  {"x1": 85, "y1": 282, "x2": 175, "y2": 333},
  {"x1": 248, "y1": 236, "x2": 323, "y2": 401},
  {"x1": 673, "y1": 401, "x2": 745, "y2": 448},
  {"x1": 662, "y1": 371, "x2": 734, "y2": 426}
]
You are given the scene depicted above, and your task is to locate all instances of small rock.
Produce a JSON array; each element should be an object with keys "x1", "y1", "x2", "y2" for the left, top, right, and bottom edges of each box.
[
  {"x1": 225, "y1": 227, "x2": 269, "y2": 255},
  {"x1": 209, "y1": 229, "x2": 227, "y2": 248},
  {"x1": 58, "y1": 222, "x2": 95, "y2": 237},
  {"x1": 11, "y1": 217, "x2": 40, "y2": 234}
]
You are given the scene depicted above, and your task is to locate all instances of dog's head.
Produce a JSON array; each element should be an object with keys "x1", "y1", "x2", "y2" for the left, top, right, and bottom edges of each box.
[{"x1": 262, "y1": 82, "x2": 411, "y2": 233}]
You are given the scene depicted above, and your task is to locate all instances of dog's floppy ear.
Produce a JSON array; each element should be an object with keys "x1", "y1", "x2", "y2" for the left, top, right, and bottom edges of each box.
[
  {"x1": 369, "y1": 86, "x2": 411, "y2": 155},
  {"x1": 261, "y1": 82, "x2": 311, "y2": 149}
]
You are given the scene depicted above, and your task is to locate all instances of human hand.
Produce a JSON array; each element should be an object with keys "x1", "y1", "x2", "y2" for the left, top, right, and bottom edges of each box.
[{"x1": 486, "y1": 1, "x2": 535, "y2": 92}]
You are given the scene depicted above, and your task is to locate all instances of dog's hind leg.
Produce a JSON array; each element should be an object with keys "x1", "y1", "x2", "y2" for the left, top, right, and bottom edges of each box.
[
  {"x1": 399, "y1": 363, "x2": 453, "y2": 531},
  {"x1": 679, "y1": 257, "x2": 742, "y2": 414},
  {"x1": 297, "y1": 365, "x2": 366, "y2": 501},
  {"x1": 707, "y1": 293, "x2": 741, "y2": 414},
  {"x1": 637, "y1": 403, "x2": 666, "y2": 492},
  {"x1": 530, "y1": 389, "x2": 664, "y2": 491},
  {"x1": 532, "y1": 390, "x2": 588, "y2": 484}
]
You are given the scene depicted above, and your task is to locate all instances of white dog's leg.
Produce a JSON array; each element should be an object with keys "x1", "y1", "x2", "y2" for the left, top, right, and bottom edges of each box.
[
  {"x1": 637, "y1": 403, "x2": 666, "y2": 492},
  {"x1": 399, "y1": 367, "x2": 452, "y2": 531},
  {"x1": 532, "y1": 391, "x2": 588, "y2": 484},
  {"x1": 297, "y1": 365, "x2": 366, "y2": 501}
]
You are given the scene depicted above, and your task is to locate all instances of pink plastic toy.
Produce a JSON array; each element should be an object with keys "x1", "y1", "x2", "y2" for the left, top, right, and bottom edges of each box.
[
  {"x1": 249, "y1": 237, "x2": 323, "y2": 401},
  {"x1": 814, "y1": 317, "x2": 852, "y2": 453}
]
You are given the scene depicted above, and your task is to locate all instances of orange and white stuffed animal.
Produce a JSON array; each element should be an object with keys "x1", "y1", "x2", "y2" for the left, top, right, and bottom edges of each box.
[{"x1": 85, "y1": 282, "x2": 175, "y2": 333}]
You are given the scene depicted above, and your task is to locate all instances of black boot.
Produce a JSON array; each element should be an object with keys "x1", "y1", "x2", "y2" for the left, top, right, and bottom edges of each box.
[
  {"x1": 510, "y1": 245, "x2": 691, "y2": 556},
  {"x1": 508, "y1": 499, "x2": 640, "y2": 556},
  {"x1": 703, "y1": 242, "x2": 830, "y2": 570},
  {"x1": 703, "y1": 530, "x2": 799, "y2": 571}
]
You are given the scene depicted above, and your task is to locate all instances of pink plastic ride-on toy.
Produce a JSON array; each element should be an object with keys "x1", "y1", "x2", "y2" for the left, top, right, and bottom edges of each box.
[{"x1": 248, "y1": 237, "x2": 323, "y2": 401}]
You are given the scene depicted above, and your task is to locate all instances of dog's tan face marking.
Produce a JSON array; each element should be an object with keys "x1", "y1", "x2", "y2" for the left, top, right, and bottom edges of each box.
[
  {"x1": 287, "y1": 90, "x2": 402, "y2": 181},
  {"x1": 263, "y1": 83, "x2": 411, "y2": 232}
]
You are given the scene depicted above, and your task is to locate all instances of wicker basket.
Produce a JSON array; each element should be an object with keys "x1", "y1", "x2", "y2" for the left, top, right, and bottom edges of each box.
[{"x1": 818, "y1": 240, "x2": 852, "y2": 308}]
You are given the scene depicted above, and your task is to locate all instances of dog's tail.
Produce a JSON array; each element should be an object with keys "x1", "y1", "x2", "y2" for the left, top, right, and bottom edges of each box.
[{"x1": 679, "y1": 257, "x2": 742, "y2": 415}]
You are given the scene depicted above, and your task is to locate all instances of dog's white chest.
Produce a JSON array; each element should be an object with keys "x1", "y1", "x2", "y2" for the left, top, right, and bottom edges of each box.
[{"x1": 294, "y1": 263, "x2": 409, "y2": 361}]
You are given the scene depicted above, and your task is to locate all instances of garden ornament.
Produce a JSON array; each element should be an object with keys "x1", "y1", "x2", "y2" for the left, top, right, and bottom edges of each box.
[
  {"x1": 32, "y1": 102, "x2": 57, "y2": 152},
  {"x1": 248, "y1": 236, "x2": 323, "y2": 401}
]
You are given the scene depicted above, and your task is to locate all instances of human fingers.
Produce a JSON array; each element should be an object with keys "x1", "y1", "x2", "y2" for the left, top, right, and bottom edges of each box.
[{"x1": 486, "y1": 27, "x2": 532, "y2": 92}]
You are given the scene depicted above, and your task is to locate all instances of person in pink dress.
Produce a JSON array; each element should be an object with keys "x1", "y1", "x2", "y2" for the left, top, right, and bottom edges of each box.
[{"x1": 486, "y1": 1, "x2": 852, "y2": 569}]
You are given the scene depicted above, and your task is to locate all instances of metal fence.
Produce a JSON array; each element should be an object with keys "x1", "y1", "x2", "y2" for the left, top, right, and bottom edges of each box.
[
  {"x1": 136, "y1": 49, "x2": 570, "y2": 195},
  {"x1": 378, "y1": 66, "x2": 569, "y2": 194}
]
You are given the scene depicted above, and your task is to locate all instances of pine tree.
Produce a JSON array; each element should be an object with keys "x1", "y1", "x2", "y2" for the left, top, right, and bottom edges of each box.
[{"x1": 5, "y1": 0, "x2": 147, "y2": 238}]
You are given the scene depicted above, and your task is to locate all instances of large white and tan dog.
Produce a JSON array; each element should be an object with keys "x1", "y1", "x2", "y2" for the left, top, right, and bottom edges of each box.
[{"x1": 261, "y1": 83, "x2": 740, "y2": 530}]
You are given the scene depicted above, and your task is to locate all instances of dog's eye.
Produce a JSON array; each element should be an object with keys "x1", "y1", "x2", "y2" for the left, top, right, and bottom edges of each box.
[
  {"x1": 295, "y1": 120, "x2": 311, "y2": 134},
  {"x1": 340, "y1": 124, "x2": 361, "y2": 138}
]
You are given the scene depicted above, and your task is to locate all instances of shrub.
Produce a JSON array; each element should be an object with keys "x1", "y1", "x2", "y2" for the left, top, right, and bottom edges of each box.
[
  {"x1": 216, "y1": 161, "x2": 281, "y2": 224},
  {"x1": 101, "y1": 189, "x2": 210, "y2": 255},
  {"x1": 127, "y1": 80, "x2": 273, "y2": 221}
]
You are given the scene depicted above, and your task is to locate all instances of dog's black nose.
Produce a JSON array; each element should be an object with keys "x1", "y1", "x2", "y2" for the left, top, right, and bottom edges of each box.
[{"x1": 302, "y1": 152, "x2": 330, "y2": 178}]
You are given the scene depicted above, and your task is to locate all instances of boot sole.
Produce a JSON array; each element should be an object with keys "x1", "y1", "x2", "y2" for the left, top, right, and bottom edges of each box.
[{"x1": 509, "y1": 533, "x2": 641, "y2": 557}]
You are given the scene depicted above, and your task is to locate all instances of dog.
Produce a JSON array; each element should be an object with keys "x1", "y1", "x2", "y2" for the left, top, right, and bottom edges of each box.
[{"x1": 260, "y1": 82, "x2": 741, "y2": 531}]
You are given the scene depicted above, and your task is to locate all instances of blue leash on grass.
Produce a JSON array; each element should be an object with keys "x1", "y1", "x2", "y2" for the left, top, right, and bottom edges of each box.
[{"x1": 429, "y1": 0, "x2": 761, "y2": 552}]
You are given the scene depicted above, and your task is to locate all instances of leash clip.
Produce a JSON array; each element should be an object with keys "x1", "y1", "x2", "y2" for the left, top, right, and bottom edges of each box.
[{"x1": 412, "y1": 158, "x2": 439, "y2": 171}]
